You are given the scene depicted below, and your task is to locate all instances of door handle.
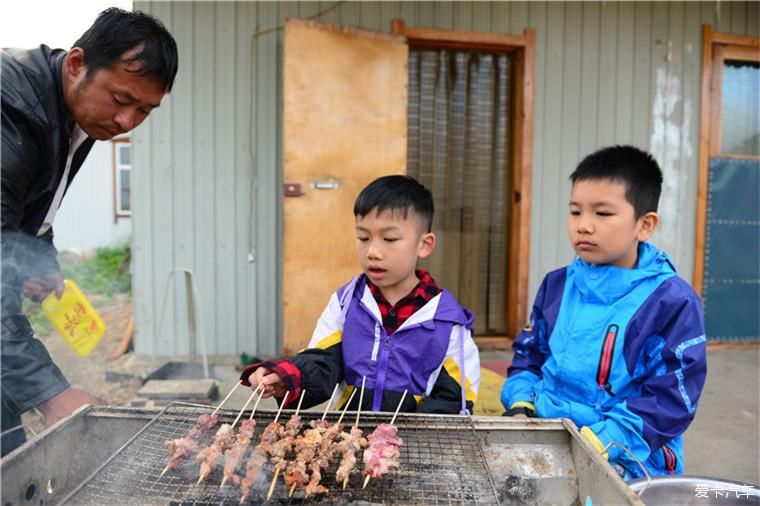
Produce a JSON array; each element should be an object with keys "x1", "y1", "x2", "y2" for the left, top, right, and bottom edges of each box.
[{"x1": 310, "y1": 178, "x2": 340, "y2": 190}]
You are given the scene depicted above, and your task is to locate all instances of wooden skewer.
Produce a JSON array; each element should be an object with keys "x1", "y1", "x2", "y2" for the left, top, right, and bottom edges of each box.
[
  {"x1": 336, "y1": 388, "x2": 358, "y2": 426},
  {"x1": 294, "y1": 389, "x2": 306, "y2": 416},
  {"x1": 212, "y1": 380, "x2": 243, "y2": 415},
  {"x1": 231, "y1": 385, "x2": 262, "y2": 430},
  {"x1": 364, "y1": 389, "x2": 408, "y2": 490},
  {"x1": 321, "y1": 384, "x2": 340, "y2": 421},
  {"x1": 390, "y1": 389, "x2": 408, "y2": 426},
  {"x1": 266, "y1": 467, "x2": 281, "y2": 501},
  {"x1": 248, "y1": 384, "x2": 266, "y2": 420},
  {"x1": 289, "y1": 482, "x2": 297, "y2": 498},
  {"x1": 272, "y1": 391, "x2": 290, "y2": 424},
  {"x1": 354, "y1": 376, "x2": 366, "y2": 428}
]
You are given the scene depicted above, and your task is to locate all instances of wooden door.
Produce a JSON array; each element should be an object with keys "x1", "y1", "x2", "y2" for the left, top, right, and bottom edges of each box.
[
  {"x1": 695, "y1": 26, "x2": 759, "y2": 341},
  {"x1": 282, "y1": 19, "x2": 408, "y2": 353}
]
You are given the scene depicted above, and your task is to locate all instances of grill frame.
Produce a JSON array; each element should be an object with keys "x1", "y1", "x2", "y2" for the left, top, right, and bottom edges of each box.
[{"x1": 59, "y1": 402, "x2": 503, "y2": 505}]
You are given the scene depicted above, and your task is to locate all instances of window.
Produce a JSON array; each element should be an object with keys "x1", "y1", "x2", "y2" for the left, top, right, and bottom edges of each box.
[
  {"x1": 720, "y1": 60, "x2": 759, "y2": 156},
  {"x1": 113, "y1": 138, "x2": 131, "y2": 218}
]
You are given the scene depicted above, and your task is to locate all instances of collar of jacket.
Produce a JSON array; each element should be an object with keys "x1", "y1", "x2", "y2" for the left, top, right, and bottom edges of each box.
[
  {"x1": 568, "y1": 242, "x2": 677, "y2": 305},
  {"x1": 49, "y1": 47, "x2": 75, "y2": 140},
  {"x1": 353, "y1": 274, "x2": 474, "y2": 331}
]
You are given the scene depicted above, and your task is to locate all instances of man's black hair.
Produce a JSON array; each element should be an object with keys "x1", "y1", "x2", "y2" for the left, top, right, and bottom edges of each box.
[
  {"x1": 569, "y1": 145, "x2": 663, "y2": 218},
  {"x1": 354, "y1": 175, "x2": 434, "y2": 232},
  {"x1": 73, "y1": 7, "x2": 178, "y2": 92}
]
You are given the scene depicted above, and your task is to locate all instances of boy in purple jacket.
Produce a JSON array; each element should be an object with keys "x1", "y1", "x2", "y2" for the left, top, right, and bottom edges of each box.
[
  {"x1": 501, "y1": 146, "x2": 707, "y2": 478},
  {"x1": 242, "y1": 175, "x2": 480, "y2": 415}
]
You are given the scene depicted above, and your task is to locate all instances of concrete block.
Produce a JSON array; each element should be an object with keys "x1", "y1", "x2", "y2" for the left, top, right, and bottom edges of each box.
[{"x1": 137, "y1": 379, "x2": 218, "y2": 401}]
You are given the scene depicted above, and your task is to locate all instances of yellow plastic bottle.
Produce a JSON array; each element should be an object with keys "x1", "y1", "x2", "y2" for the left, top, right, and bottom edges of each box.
[{"x1": 42, "y1": 279, "x2": 106, "y2": 357}]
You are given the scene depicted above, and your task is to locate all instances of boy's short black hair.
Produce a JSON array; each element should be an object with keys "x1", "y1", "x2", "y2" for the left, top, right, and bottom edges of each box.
[
  {"x1": 73, "y1": 7, "x2": 178, "y2": 92},
  {"x1": 354, "y1": 175, "x2": 434, "y2": 233},
  {"x1": 570, "y1": 145, "x2": 663, "y2": 218}
]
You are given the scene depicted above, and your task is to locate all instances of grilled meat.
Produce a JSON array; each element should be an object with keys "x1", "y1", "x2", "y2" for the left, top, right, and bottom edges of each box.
[{"x1": 363, "y1": 424, "x2": 403, "y2": 479}]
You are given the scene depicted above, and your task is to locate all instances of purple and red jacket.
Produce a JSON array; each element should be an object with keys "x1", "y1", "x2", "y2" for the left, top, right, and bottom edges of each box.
[{"x1": 243, "y1": 273, "x2": 480, "y2": 415}]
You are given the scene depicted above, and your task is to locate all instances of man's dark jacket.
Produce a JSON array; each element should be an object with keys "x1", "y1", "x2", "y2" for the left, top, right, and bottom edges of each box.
[
  {"x1": 2, "y1": 45, "x2": 95, "y2": 278},
  {"x1": 1, "y1": 45, "x2": 95, "y2": 418}
]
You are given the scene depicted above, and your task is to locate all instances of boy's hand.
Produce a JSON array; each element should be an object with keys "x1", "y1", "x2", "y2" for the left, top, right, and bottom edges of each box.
[{"x1": 247, "y1": 367, "x2": 287, "y2": 398}]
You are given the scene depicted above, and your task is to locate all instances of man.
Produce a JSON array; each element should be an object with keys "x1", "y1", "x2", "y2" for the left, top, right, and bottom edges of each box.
[{"x1": 1, "y1": 8, "x2": 178, "y2": 456}]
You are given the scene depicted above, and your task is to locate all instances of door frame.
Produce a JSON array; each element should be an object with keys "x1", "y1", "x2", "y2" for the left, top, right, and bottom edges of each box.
[
  {"x1": 693, "y1": 25, "x2": 760, "y2": 296},
  {"x1": 391, "y1": 20, "x2": 535, "y2": 347}
]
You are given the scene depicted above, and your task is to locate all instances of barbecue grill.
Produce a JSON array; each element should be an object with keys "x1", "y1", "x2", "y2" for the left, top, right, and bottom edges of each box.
[{"x1": 1, "y1": 403, "x2": 642, "y2": 505}]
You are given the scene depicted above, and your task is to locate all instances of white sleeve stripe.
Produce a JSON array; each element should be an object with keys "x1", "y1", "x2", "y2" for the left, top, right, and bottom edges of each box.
[
  {"x1": 308, "y1": 292, "x2": 343, "y2": 348},
  {"x1": 447, "y1": 325, "x2": 481, "y2": 394}
]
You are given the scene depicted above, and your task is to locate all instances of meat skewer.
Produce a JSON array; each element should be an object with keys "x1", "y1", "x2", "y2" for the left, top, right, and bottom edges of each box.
[
  {"x1": 266, "y1": 390, "x2": 307, "y2": 501},
  {"x1": 292, "y1": 385, "x2": 358, "y2": 498},
  {"x1": 196, "y1": 423, "x2": 236, "y2": 484},
  {"x1": 161, "y1": 413, "x2": 219, "y2": 477},
  {"x1": 161, "y1": 380, "x2": 243, "y2": 477},
  {"x1": 362, "y1": 389, "x2": 407, "y2": 489},
  {"x1": 287, "y1": 383, "x2": 339, "y2": 496},
  {"x1": 219, "y1": 385, "x2": 264, "y2": 489},
  {"x1": 297, "y1": 386, "x2": 358, "y2": 497},
  {"x1": 336, "y1": 377, "x2": 367, "y2": 490},
  {"x1": 238, "y1": 391, "x2": 290, "y2": 504}
]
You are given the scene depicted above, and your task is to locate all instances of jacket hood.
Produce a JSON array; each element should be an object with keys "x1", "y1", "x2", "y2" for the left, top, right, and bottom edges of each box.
[
  {"x1": 433, "y1": 290, "x2": 475, "y2": 329},
  {"x1": 569, "y1": 242, "x2": 677, "y2": 305}
]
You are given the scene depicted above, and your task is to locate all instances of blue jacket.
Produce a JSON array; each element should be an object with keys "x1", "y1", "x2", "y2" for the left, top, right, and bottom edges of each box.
[{"x1": 501, "y1": 243, "x2": 707, "y2": 478}]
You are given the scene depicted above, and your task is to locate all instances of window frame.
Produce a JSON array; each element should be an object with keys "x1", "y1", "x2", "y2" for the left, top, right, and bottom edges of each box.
[
  {"x1": 392, "y1": 20, "x2": 535, "y2": 347},
  {"x1": 112, "y1": 136, "x2": 132, "y2": 221}
]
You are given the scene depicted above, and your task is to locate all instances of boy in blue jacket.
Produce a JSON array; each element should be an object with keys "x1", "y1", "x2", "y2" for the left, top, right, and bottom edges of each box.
[
  {"x1": 243, "y1": 175, "x2": 480, "y2": 415},
  {"x1": 501, "y1": 145, "x2": 707, "y2": 479}
]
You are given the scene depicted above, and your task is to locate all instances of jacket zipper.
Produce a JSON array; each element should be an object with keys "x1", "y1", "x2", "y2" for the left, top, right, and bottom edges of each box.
[
  {"x1": 595, "y1": 324, "x2": 619, "y2": 396},
  {"x1": 662, "y1": 446, "x2": 677, "y2": 475}
]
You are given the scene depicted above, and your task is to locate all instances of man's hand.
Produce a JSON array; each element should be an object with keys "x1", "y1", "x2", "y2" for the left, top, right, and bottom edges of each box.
[
  {"x1": 247, "y1": 367, "x2": 287, "y2": 398},
  {"x1": 37, "y1": 387, "x2": 105, "y2": 427},
  {"x1": 23, "y1": 272, "x2": 64, "y2": 302}
]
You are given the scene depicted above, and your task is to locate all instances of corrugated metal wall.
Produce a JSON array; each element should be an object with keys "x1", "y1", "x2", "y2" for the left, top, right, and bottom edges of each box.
[{"x1": 132, "y1": 1, "x2": 759, "y2": 357}]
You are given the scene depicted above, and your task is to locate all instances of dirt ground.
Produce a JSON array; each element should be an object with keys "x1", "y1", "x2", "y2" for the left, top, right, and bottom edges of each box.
[{"x1": 21, "y1": 293, "x2": 143, "y2": 437}]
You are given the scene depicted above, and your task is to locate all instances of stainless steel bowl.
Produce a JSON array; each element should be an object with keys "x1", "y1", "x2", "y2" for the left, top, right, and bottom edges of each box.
[{"x1": 628, "y1": 475, "x2": 760, "y2": 505}]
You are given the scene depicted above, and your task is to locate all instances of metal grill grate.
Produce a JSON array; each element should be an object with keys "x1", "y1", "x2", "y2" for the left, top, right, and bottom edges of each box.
[{"x1": 60, "y1": 402, "x2": 501, "y2": 505}]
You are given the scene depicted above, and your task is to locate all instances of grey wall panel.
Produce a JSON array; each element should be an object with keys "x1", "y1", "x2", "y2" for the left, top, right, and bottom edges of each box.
[
  {"x1": 169, "y1": 2, "x2": 195, "y2": 356},
  {"x1": 132, "y1": 1, "x2": 759, "y2": 356},
  {"x1": 254, "y1": 2, "x2": 282, "y2": 357}
]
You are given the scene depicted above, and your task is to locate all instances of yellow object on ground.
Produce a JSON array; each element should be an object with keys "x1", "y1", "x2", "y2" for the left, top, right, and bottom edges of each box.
[{"x1": 42, "y1": 279, "x2": 106, "y2": 357}]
